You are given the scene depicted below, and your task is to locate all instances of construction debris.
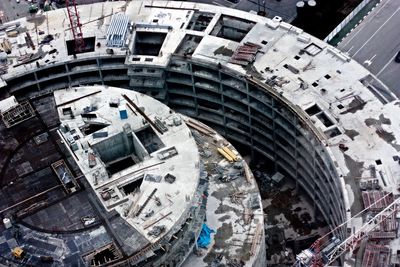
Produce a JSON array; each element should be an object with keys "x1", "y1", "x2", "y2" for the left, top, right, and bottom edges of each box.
[
  {"x1": 148, "y1": 225, "x2": 166, "y2": 237},
  {"x1": 230, "y1": 191, "x2": 246, "y2": 204},
  {"x1": 164, "y1": 173, "x2": 176, "y2": 184},
  {"x1": 145, "y1": 210, "x2": 154, "y2": 218},
  {"x1": 145, "y1": 174, "x2": 162, "y2": 183},
  {"x1": 362, "y1": 243, "x2": 390, "y2": 267},
  {"x1": 217, "y1": 147, "x2": 235, "y2": 163},
  {"x1": 249, "y1": 193, "x2": 261, "y2": 210},
  {"x1": 227, "y1": 258, "x2": 245, "y2": 267},
  {"x1": 136, "y1": 188, "x2": 158, "y2": 217},
  {"x1": 220, "y1": 173, "x2": 240, "y2": 182},
  {"x1": 157, "y1": 147, "x2": 178, "y2": 160},
  {"x1": 33, "y1": 132, "x2": 49, "y2": 145},
  {"x1": 229, "y1": 42, "x2": 262, "y2": 66},
  {"x1": 81, "y1": 216, "x2": 97, "y2": 226},
  {"x1": 153, "y1": 196, "x2": 161, "y2": 206},
  {"x1": 244, "y1": 163, "x2": 252, "y2": 183},
  {"x1": 250, "y1": 224, "x2": 262, "y2": 256},
  {"x1": 143, "y1": 211, "x2": 172, "y2": 230},
  {"x1": 243, "y1": 208, "x2": 253, "y2": 224},
  {"x1": 362, "y1": 191, "x2": 393, "y2": 211},
  {"x1": 88, "y1": 152, "x2": 97, "y2": 168},
  {"x1": 186, "y1": 118, "x2": 214, "y2": 136}
]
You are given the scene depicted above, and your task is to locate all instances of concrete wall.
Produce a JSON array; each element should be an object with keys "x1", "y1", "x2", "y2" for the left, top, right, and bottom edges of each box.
[{"x1": 3, "y1": 53, "x2": 347, "y2": 239}]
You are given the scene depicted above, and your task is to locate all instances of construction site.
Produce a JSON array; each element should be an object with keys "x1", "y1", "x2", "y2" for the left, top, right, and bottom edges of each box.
[{"x1": 0, "y1": 1, "x2": 400, "y2": 267}]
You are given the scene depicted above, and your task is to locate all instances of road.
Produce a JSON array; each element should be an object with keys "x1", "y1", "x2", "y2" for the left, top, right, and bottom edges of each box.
[{"x1": 338, "y1": 0, "x2": 400, "y2": 97}]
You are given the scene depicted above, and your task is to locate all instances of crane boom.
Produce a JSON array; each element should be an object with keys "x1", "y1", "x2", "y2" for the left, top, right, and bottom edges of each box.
[
  {"x1": 325, "y1": 196, "x2": 399, "y2": 265},
  {"x1": 295, "y1": 192, "x2": 398, "y2": 267}
]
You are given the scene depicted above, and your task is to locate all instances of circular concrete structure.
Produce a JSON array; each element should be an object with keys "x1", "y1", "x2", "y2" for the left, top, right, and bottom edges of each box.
[{"x1": 1, "y1": 1, "x2": 400, "y2": 266}]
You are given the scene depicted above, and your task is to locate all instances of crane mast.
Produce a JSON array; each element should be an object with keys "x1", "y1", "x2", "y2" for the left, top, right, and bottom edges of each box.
[{"x1": 65, "y1": 0, "x2": 85, "y2": 53}]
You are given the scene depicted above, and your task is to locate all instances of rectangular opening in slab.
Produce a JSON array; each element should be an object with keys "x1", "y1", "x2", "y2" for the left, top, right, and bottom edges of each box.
[
  {"x1": 317, "y1": 112, "x2": 334, "y2": 127},
  {"x1": 186, "y1": 11, "x2": 214, "y2": 31},
  {"x1": 83, "y1": 243, "x2": 122, "y2": 266},
  {"x1": 81, "y1": 113, "x2": 97, "y2": 119},
  {"x1": 80, "y1": 122, "x2": 109, "y2": 136},
  {"x1": 133, "y1": 32, "x2": 167, "y2": 56},
  {"x1": 175, "y1": 34, "x2": 203, "y2": 56},
  {"x1": 324, "y1": 127, "x2": 341, "y2": 138},
  {"x1": 120, "y1": 175, "x2": 144, "y2": 195},
  {"x1": 305, "y1": 104, "x2": 321, "y2": 116},
  {"x1": 210, "y1": 15, "x2": 255, "y2": 42},
  {"x1": 92, "y1": 131, "x2": 143, "y2": 174},
  {"x1": 62, "y1": 107, "x2": 73, "y2": 116},
  {"x1": 107, "y1": 156, "x2": 136, "y2": 175},
  {"x1": 66, "y1": 37, "x2": 96, "y2": 56},
  {"x1": 135, "y1": 125, "x2": 164, "y2": 154}
]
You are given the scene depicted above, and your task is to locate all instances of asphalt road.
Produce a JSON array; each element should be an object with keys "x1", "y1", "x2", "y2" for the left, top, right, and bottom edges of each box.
[{"x1": 338, "y1": 0, "x2": 400, "y2": 97}]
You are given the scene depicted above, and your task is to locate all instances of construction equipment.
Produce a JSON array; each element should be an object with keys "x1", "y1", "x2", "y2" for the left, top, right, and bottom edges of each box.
[
  {"x1": 12, "y1": 247, "x2": 25, "y2": 259},
  {"x1": 0, "y1": 38, "x2": 12, "y2": 54},
  {"x1": 221, "y1": 146, "x2": 238, "y2": 162},
  {"x1": 65, "y1": 0, "x2": 85, "y2": 53},
  {"x1": 217, "y1": 147, "x2": 234, "y2": 163},
  {"x1": 295, "y1": 192, "x2": 399, "y2": 266}
]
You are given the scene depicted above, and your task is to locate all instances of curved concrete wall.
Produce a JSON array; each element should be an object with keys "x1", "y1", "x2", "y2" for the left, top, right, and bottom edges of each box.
[{"x1": 2, "y1": 54, "x2": 346, "y2": 238}]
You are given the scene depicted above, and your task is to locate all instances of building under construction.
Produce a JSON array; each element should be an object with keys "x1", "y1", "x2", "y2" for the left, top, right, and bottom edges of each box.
[{"x1": 1, "y1": 1, "x2": 400, "y2": 266}]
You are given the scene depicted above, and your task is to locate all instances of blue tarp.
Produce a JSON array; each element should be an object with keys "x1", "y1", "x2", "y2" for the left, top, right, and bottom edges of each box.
[{"x1": 197, "y1": 223, "x2": 215, "y2": 248}]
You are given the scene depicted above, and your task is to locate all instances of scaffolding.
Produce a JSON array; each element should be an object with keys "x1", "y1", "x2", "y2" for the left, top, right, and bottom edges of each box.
[
  {"x1": 106, "y1": 14, "x2": 130, "y2": 47},
  {"x1": 362, "y1": 243, "x2": 390, "y2": 267},
  {"x1": 362, "y1": 191, "x2": 393, "y2": 212},
  {"x1": 51, "y1": 160, "x2": 80, "y2": 194},
  {"x1": 1, "y1": 101, "x2": 35, "y2": 128}
]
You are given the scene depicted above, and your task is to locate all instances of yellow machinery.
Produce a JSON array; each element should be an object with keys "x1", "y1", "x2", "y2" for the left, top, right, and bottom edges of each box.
[
  {"x1": 222, "y1": 146, "x2": 238, "y2": 162},
  {"x1": 217, "y1": 147, "x2": 234, "y2": 162},
  {"x1": 12, "y1": 247, "x2": 25, "y2": 259}
]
